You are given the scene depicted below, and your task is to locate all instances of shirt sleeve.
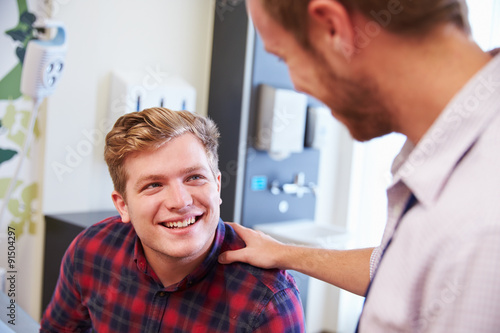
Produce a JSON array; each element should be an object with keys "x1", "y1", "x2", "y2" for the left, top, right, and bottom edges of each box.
[
  {"x1": 252, "y1": 287, "x2": 305, "y2": 333},
  {"x1": 369, "y1": 246, "x2": 381, "y2": 280},
  {"x1": 39, "y1": 236, "x2": 92, "y2": 333}
]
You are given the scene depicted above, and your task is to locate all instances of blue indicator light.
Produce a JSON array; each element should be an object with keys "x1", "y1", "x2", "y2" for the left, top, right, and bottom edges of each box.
[{"x1": 251, "y1": 176, "x2": 268, "y2": 191}]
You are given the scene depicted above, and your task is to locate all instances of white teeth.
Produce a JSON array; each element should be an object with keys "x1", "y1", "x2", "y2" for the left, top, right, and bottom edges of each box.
[{"x1": 163, "y1": 217, "x2": 196, "y2": 229}]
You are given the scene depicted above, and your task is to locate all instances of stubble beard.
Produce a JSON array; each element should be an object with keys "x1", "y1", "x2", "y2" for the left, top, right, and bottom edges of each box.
[{"x1": 312, "y1": 52, "x2": 396, "y2": 142}]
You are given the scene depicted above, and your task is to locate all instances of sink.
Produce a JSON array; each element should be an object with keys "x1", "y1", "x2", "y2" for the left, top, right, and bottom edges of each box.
[{"x1": 253, "y1": 219, "x2": 348, "y2": 249}]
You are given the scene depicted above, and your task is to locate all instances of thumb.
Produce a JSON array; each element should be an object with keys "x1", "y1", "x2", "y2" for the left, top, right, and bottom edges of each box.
[{"x1": 218, "y1": 248, "x2": 247, "y2": 264}]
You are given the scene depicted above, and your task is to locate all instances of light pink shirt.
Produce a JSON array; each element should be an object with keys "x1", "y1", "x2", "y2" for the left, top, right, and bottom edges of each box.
[{"x1": 360, "y1": 53, "x2": 500, "y2": 332}]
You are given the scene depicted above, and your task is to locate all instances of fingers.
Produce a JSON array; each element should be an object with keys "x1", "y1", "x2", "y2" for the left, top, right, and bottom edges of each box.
[
  {"x1": 218, "y1": 248, "x2": 246, "y2": 264},
  {"x1": 220, "y1": 222, "x2": 282, "y2": 269},
  {"x1": 219, "y1": 223, "x2": 251, "y2": 264},
  {"x1": 225, "y1": 222, "x2": 256, "y2": 243}
]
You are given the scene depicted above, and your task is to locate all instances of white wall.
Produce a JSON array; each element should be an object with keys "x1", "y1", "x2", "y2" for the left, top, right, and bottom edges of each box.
[
  {"x1": 42, "y1": 0, "x2": 215, "y2": 214},
  {"x1": 466, "y1": 0, "x2": 500, "y2": 51}
]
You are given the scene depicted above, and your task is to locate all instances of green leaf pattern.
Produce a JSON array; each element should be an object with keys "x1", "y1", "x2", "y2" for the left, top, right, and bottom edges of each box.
[{"x1": 1, "y1": 0, "x2": 40, "y2": 238}]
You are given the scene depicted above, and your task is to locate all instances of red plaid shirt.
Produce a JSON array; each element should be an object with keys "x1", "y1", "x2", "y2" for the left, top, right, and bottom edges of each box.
[{"x1": 40, "y1": 217, "x2": 305, "y2": 332}]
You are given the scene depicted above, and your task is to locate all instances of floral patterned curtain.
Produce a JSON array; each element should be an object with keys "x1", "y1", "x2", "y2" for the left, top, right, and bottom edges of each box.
[{"x1": 1, "y1": 0, "x2": 47, "y2": 321}]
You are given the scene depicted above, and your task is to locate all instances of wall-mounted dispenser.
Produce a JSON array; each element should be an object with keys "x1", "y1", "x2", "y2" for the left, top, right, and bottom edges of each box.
[
  {"x1": 108, "y1": 70, "x2": 196, "y2": 122},
  {"x1": 20, "y1": 21, "x2": 67, "y2": 100},
  {"x1": 255, "y1": 84, "x2": 308, "y2": 159},
  {"x1": 306, "y1": 106, "x2": 332, "y2": 149}
]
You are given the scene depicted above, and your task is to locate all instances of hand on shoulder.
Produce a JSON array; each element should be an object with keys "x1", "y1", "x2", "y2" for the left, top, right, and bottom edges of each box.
[{"x1": 219, "y1": 222, "x2": 288, "y2": 270}]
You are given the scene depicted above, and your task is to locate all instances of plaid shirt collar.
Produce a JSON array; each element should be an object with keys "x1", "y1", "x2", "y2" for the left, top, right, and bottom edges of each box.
[{"x1": 133, "y1": 218, "x2": 225, "y2": 291}]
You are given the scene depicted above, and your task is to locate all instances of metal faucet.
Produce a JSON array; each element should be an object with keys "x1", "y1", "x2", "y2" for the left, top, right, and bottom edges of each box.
[{"x1": 270, "y1": 172, "x2": 316, "y2": 198}]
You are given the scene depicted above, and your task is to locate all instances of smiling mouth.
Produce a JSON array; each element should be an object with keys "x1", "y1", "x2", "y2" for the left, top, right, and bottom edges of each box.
[{"x1": 161, "y1": 216, "x2": 199, "y2": 229}]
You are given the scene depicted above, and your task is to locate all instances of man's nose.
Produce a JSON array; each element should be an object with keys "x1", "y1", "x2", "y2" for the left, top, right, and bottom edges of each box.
[{"x1": 165, "y1": 182, "x2": 192, "y2": 210}]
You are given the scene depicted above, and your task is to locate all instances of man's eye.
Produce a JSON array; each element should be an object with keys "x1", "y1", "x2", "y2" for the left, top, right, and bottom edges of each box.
[
  {"x1": 187, "y1": 174, "x2": 208, "y2": 183},
  {"x1": 146, "y1": 183, "x2": 162, "y2": 189}
]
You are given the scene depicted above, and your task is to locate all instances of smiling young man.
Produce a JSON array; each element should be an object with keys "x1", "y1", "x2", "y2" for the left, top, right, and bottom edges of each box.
[{"x1": 40, "y1": 107, "x2": 305, "y2": 332}]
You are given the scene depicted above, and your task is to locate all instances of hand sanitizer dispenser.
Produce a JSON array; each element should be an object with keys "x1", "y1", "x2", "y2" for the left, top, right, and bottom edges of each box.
[{"x1": 255, "y1": 84, "x2": 308, "y2": 159}]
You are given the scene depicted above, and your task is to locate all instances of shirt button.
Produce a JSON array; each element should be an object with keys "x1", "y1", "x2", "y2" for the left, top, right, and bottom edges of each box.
[
  {"x1": 139, "y1": 261, "x2": 146, "y2": 270},
  {"x1": 158, "y1": 291, "x2": 166, "y2": 297}
]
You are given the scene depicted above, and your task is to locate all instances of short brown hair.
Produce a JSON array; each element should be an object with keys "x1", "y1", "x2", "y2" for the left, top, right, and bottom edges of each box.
[
  {"x1": 260, "y1": 0, "x2": 470, "y2": 48},
  {"x1": 104, "y1": 107, "x2": 220, "y2": 197}
]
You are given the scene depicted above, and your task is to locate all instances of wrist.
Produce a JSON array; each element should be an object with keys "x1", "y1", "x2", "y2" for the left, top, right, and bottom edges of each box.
[{"x1": 274, "y1": 244, "x2": 303, "y2": 271}]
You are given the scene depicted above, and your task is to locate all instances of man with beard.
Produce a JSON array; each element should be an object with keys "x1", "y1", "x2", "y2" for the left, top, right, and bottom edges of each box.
[{"x1": 219, "y1": 0, "x2": 500, "y2": 331}]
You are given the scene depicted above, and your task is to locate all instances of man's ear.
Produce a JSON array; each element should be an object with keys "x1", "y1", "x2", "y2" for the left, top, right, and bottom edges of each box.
[
  {"x1": 216, "y1": 171, "x2": 222, "y2": 194},
  {"x1": 216, "y1": 171, "x2": 223, "y2": 205},
  {"x1": 111, "y1": 190, "x2": 131, "y2": 223},
  {"x1": 308, "y1": 0, "x2": 356, "y2": 60}
]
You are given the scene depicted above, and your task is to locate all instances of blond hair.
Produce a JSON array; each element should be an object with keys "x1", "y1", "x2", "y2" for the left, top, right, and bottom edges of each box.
[{"x1": 104, "y1": 107, "x2": 220, "y2": 197}]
